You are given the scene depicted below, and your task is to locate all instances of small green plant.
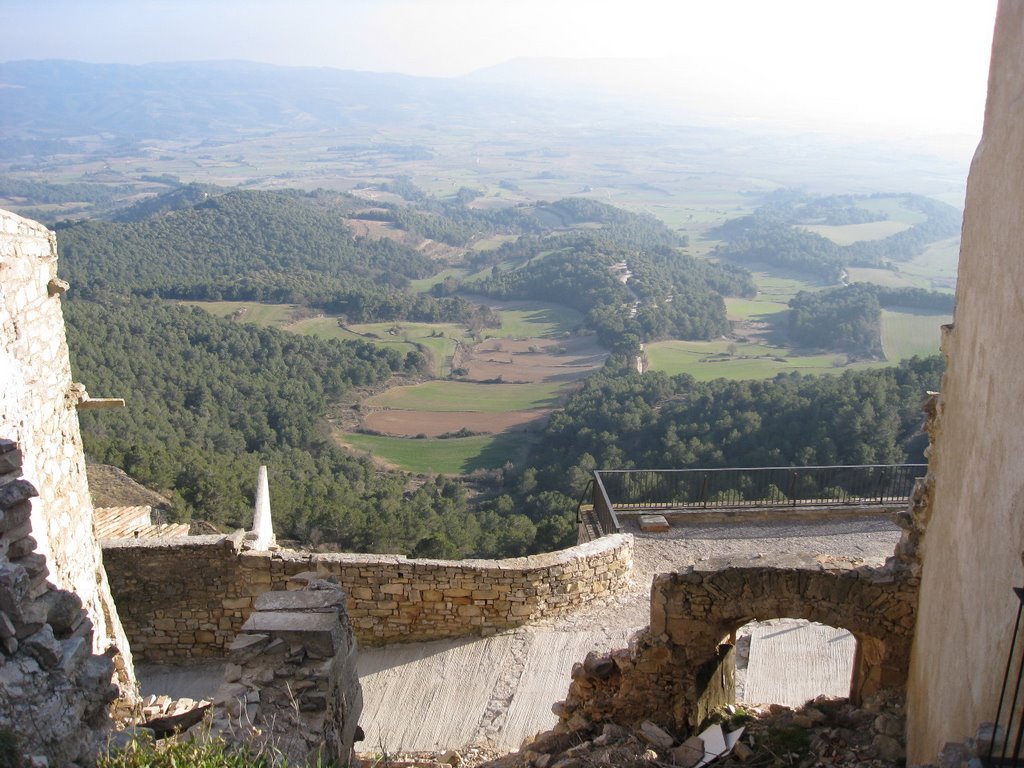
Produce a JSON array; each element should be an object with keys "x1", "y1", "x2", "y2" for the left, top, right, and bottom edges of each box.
[{"x1": 99, "y1": 735, "x2": 273, "y2": 768}]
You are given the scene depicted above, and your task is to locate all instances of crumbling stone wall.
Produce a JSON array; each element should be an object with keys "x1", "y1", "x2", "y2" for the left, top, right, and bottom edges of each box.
[
  {"x1": 102, "y1": 533, "x2": 633, "y2": 660},
  {"x1": 552, "y1": 554, "x2": 917, "y2": 734},
  {"x1": 212, "y1": 575, "x2": 362, "y2": 766},
  {"x1": 0, "y1": 207, "x2": 134, "y2": 686},
  {"x1": 0, "y1": 440, "x2": 117, "y2": 765}
]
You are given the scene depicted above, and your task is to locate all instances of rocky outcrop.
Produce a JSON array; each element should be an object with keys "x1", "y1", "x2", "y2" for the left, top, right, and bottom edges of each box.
[{"x1": 0, "y1": 439, "x2": 117, "y2": 765}]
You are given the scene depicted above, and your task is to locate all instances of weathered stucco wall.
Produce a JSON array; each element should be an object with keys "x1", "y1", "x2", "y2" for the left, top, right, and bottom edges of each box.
[
  {"x1": 0, "y1": 208, "x2": 134, "y2": 685},
  {"x1": 905, "y1": 3, "x2": 1024, "y2": 761},
  {"x1": 102, "y1": 533, "x2": 633, "y2": 660}
]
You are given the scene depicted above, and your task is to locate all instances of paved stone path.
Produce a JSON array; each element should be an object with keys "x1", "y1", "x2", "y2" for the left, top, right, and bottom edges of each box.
[{"x1": 137, "y1": 512, "x2": 902, "y2": 754}]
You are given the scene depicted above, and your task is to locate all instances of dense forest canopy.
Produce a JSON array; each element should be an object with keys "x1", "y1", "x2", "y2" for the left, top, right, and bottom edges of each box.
[{"x1": 519, "y1": 356, "x2": 944, "y2": 500}]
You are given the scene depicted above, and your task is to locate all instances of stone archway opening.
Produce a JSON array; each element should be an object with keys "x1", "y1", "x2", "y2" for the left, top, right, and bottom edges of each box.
[{"x1": 732, "y1": 618, "x2": 857, "y2": 708}]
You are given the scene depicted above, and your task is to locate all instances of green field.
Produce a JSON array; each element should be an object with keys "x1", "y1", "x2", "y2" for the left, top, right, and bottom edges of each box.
[
  {"x1": 185, "y1": 299, "x2": 585, "y2": 377},
  {"x1": 799, "y1": 219, "x2": 913, "y2": 245},
  {"x1": 407, "y1": 267, "x2": 475, "y2": 293},
  {"x1": 724, "y1": 297, "x2": 790, "y2": 321},
  {"x1": 181, "y1": 301, "x2": 297, "y2": 327},
  {"x1": 486, "y1": 302, "x2": 582, "y2": 339},
  {"x1": 747, "y1": 268, "x2": 833, "y2": 302},
  {"x1": 881, "y1": 308, "x2": 950, "y2": 361},
  {"x1": 366, "y1": 381, "x2": 561, "y2": 412},
  {"x1": 898, "y1": 237, "x2": 960, "y2": 292},
  {"x1": 854, "y1": 196, "x2": 930, "y2": 225},
  {"x1": 342, "y1": 431, "x2": 530, "y2": 474},
  {"x1": 472, "y1": 234, "x2": 518, "y2": 251},
  {"x1": 645, "y1": 339, "x2": 882, "y2": 381},
  {"x1": 844, "y1": 267, "x2": 925, "y2": 289}
]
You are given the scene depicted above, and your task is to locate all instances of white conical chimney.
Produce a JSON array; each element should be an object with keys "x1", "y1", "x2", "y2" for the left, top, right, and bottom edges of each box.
[{"x1": 250, "y1": 465, "x2": 276, "y2": 551}]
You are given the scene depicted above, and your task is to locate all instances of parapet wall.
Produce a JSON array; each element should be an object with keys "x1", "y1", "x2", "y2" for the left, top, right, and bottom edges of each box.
[{"x1": 102, "y1": 533, "x2": 633, "y2": 661}]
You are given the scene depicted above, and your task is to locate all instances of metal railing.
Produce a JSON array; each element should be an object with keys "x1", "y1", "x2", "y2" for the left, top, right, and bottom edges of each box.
[{"x1": 583, "y1": 464, "x2": 925, "y2": 537}]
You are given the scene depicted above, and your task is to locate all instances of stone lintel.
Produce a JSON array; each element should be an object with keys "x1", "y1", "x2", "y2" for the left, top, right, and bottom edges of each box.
[
  {"x1": 241, "y1": 611, "x2": 344, "y2": 657},
  {"x1": 254, "y1": 589, "x2": 346, "y2": 613}
]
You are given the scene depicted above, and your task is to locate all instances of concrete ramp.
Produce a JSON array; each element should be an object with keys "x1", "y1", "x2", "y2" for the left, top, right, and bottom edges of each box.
[
  {"x1": 357, "y1": 628, "x2": 632, "y2": 752},
  {"x1": 357, "y1": 635, "x2": 511, "y2": 752}
]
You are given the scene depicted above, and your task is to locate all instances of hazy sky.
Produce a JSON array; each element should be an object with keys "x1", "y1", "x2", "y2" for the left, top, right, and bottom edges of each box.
[{"x1": 1, "y1": 0, "x2": 998, "y2": 140}]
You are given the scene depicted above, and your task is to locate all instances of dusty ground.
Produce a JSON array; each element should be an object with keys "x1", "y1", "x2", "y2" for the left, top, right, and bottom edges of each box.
[{"x1": 463, "y1": 336, "x2": 607, "y2": 385}]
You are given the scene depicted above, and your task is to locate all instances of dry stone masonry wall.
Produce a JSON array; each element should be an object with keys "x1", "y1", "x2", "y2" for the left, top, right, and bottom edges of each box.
[
  {"x1": 551, "y1": 553, "x2": 918, "y2": 746},
  {"x1": 0, "y1": 440, "x2": 117, "y2": 765},
  {"x1": 102, "y1": 533, "x2": 633, "y2": 660},
  {"x1": 212, "y1": 575, "x2": 362, "y2": 767},
  {"x1": 0, "y1": 207, "x2": 134, "y2": 687}
]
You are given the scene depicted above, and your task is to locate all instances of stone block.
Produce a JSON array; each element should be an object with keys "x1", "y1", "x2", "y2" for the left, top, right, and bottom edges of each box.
[
  {"x1": 0, "y1": 563, "x2": 29, "y2": 619},
  {"x1": 37, "y1": 589, "x2": 84, "y2": 636},
  {"x1": 241, "y1": 611, "x2": 343, "y2": 659},
  {"x1": 255, "y1": 589, "x2": 345, "y2": 613},
  {"x1": 0, "y1": 479, "x2": 37, "y2": 511},
  {"x1": 638, "y1": 514, "x2": 671, "y2": 533}
]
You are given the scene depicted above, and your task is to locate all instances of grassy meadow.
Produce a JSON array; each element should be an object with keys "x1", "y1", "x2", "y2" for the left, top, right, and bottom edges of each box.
[
  {"x1": 341, "y1": 431, "x2": 532, "y2": 475},
  {"x1": 880, "y1": 308, "x2": 950, "y2": 361}
]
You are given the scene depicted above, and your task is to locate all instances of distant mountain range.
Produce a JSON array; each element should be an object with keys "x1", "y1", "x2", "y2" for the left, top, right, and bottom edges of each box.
[{"x1": 0, "y1": 59, "x2": 646, "y2": 149}]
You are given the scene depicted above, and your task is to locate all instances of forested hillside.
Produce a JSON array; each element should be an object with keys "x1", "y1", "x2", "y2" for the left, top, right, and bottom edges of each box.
[
  {"x1": 54, "y1": 181, "x2": 945, "y2": 557},
  {"x1": 67, "y1": 299, "x2": 540, "y2": 557},
  {"x1": 473, "y1": 199, "x2": 754, "y2": 354},
  {"x1": 520, "y1": 355, "x2": 943, "y2": 498}
]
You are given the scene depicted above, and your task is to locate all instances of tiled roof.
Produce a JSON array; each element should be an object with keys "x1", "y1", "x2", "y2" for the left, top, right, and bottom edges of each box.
[{"x1": 95, "y1": 506, "x2": 191, "y2": 539}]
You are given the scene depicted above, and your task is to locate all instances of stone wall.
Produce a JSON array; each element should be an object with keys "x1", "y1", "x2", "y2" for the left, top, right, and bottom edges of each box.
[
  {"x1": 211, "y1": 576, "x2": 362, "y2": 766},
  {"x1": 0, "y1": 441, "x2": 117, "y2": 765},
  {"x1": 102, "y1": 533, "x2": 633, "y2": 660},
  {"x1": 905, "y1": 2, "x2": 1024, "y2": 761},
  {"x1": 551, "y1": 553, "x2": 917, "y2": 742},
  {"x1": 0, "y1": 207, "x2": 134, "y2": 686}
]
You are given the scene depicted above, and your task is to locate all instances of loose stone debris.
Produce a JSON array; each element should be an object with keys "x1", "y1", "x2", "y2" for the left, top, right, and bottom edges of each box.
[{"x1": 474, "y1": 689, "x2": 908, "y2": 768}]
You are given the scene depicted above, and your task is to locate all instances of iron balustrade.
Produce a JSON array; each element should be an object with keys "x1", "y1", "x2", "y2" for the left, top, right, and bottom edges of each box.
[
  {"x1": 985, "y1": 587, "x2": 1024, "y2": 767},
  {"x1": 588, "y1": 465, "x2": 925, "y2": 529}
]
